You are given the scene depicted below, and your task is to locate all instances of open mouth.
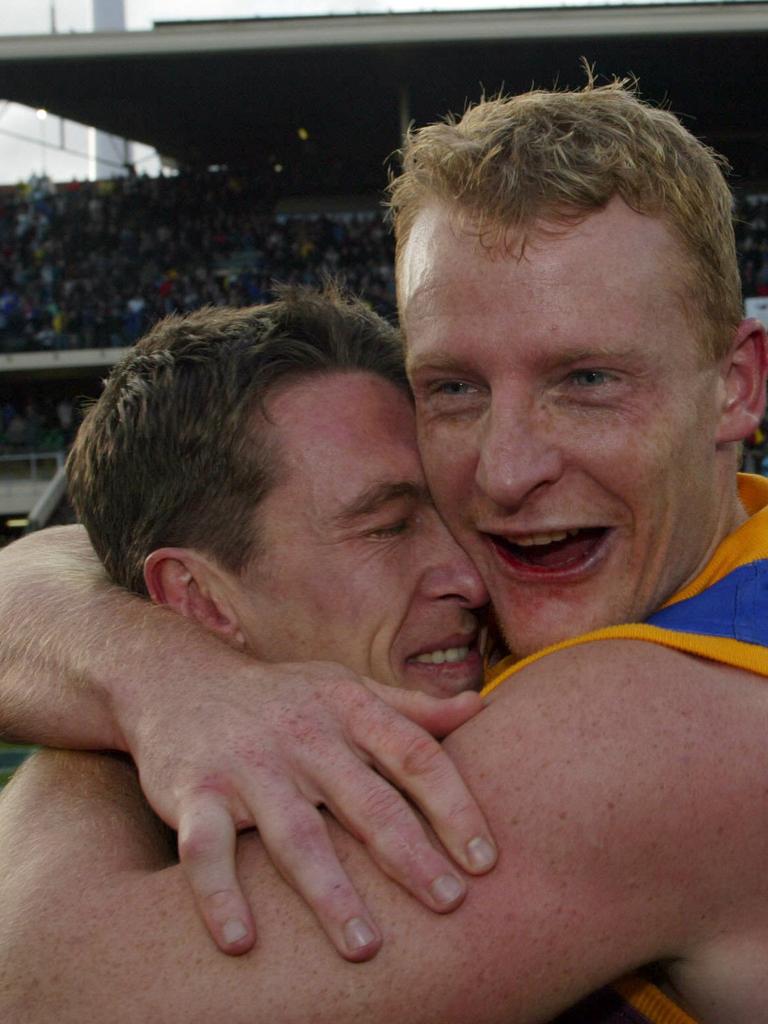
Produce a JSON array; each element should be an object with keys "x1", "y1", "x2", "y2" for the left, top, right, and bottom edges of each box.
[{"x1": 488, "y1": 527, "x2": 608, "y2": 573}]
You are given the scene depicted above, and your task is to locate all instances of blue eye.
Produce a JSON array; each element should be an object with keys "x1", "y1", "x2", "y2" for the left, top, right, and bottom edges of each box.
[
  {"x1": 434, "y1": 381, "x2": 476, "y2": 395},
  {"x1": 570, "y1": 369, "x2": 609, "y2": 387}
]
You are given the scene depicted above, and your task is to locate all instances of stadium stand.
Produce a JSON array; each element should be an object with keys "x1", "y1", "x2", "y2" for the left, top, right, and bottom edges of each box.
[{"x1": 0, "y1": 171, "x2": 395, "y2": 356}]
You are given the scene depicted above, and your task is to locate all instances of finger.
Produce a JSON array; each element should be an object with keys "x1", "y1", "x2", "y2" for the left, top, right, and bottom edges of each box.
[
  {"x1": 324, "y1": 766, "x2": 471, "y2": 914},
  {"x1": 364, "y1": 679, "x2": 485, "y2": 738},
  {"x1": 351, "y1": 705, "x2": 498, "y2": 877},
  {"x1": 177, "y1": 795, "x2": 256, "y2": 956},
  {"x1": 253, "y1": 783, "x2": 382, "y2": 962}
]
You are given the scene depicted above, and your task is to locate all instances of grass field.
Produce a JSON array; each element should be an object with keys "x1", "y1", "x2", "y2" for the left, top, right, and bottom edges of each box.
[{"x1": 0, "y1": 741, "x2": 36, "y2": 787}]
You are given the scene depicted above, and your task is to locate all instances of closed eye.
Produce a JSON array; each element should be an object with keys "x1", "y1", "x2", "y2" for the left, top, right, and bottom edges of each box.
[{"x1": 366, "y1": 520, "x2": 410, "y2": 539}]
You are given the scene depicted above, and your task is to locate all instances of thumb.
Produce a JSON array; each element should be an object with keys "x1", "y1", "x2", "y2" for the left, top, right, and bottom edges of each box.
[{"x1": 363, "y1": 680, "x2": 485, "y2": 738}]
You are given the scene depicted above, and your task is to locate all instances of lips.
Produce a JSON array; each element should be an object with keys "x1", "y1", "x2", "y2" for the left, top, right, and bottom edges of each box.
[
  {"x1": 404, "y1": 637, "x2": 484, "y2": 695},
  {"x1": 407, "y1": 632, "x2": 478, "y2": 666},
  {"x1": 411, "y1": 644, "x2": 471, "y2": 665},
  {"x1": 488, "y1": 527, "x2": 608, "y2": 574}
]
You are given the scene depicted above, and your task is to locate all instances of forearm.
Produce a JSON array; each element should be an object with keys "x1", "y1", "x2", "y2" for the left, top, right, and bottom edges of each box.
[
  {"x1": 0, "y1": 525, "x2": 247, "y2": 751},
  {"x1": 0, "y1": 750, "x2": 586, "y2": 1024}
]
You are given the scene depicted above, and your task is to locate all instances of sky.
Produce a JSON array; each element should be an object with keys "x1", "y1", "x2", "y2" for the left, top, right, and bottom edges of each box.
[{"x1": 0, "y1": 0, "x2": 728, "y2": 184}]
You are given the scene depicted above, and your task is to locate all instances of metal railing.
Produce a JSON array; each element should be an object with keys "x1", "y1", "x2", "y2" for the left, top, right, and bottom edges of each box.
[{"x1": 0, "y1": 450, "x2": 66, "y2": 518}]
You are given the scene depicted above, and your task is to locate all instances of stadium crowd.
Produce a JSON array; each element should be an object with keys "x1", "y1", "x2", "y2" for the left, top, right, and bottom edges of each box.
[
  {"x1": 0, "y1": 170, "x2": 396, "y2": 355},
  {"x1": 737, "y1": 192, "x2": 768, "y2": 296},
  {"x1": 3, "y1": 171, "x2": 768, "y2": 355},
  {"x1": 0, "y1": 394, "x2": 75, "y2": 454},
  {"x1": 4, "y1": 171, "x2": 768, "y2": 467}
]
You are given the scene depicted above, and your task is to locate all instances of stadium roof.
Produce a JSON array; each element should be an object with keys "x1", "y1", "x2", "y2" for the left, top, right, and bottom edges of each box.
[{"x1": 1, "y1": 4, "x2": 768, "y2": 189}]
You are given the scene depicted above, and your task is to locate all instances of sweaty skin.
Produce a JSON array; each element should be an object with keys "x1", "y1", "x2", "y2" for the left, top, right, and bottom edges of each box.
[{"x1": 400, "y1": 199, "x2": 749, "y2": 656}]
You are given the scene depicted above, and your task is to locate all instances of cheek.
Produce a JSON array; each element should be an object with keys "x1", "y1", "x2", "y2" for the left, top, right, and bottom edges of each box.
[{"x1": 418, "y1": 421, "x2": 476, "y2": 505}]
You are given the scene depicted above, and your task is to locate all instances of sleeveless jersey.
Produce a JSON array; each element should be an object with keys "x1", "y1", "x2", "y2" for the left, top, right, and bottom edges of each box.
[{"x1": 482, "y1": 473, "x2": 768, "y2": 1024}]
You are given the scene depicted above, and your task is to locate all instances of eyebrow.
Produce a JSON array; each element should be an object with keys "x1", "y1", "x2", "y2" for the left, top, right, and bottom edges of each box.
[
  {"x1": 407, "y1": 343, "x2": 641, "y2": 380},
  {"x1": 406, "y1": 352, "x2": 470, "y2": 378},
  {"x1": 332, "y1": 481, "x2": 431, "y2": 526}
]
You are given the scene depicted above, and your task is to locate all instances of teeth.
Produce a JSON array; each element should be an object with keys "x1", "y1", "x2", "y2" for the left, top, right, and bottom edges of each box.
[
  {"x1": 413, "y1": 645, "x2": 470, "y2": 665},
  {"x1": 514, "y1": 529, "x2": 580, "y2": 547}
]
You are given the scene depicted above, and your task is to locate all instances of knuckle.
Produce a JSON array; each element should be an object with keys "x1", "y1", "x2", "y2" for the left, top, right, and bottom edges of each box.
[
  {"x1": 178, "y1": 825, "x2": 221, "y2": 864},
  {"x1": 343, "y1": 687, "x2": 388, "y2": 731},
  {"x1": 199, "y1": 888, "x2": 236, "y2": 913},
  {"x1": 357, "y1": 785, "x2": 410, "y2": 832},
  {"x1": 282, "y1": 713, "x2": 321, "y2": 747},
  {"x1": 270, "y1": 813, "x2": 328, "y2": 860},
  {"x1": 445, "y1": 797, "x2": 481, "y2": 824},
  {"x1": 308, "y1": 882, "x2": 359, "y2": 921},
  {"x1": 176, "y1": 775, "x2": 231, "y2": 809},
  {"x1": 400, "y1": 733, "x2": 444, "y2": 778}
]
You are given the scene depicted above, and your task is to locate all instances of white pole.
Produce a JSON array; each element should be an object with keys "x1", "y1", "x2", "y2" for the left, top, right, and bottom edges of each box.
[{"x1": 90, "y1": 0, "x2": 128, "y2": 180}]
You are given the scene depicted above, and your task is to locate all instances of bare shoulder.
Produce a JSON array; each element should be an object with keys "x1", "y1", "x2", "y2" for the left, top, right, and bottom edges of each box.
[
  {"x1": 0, "y1": 522, "x2": 91, "y2": 563},
  {"x1": 467, "y1": 637, "x2": 768, "y2": 816},
  {"x1": 446, "y1": 638, "x2": 768, "y2": 1020},
  {"x1": 0, "y1": 749, "x2": 176, "y2": 1020},
  {"x1": 0, "y1": 747, "x2": 174, "y2": 876},
  {"x1": 484, "y1": 637, "x2": 768, "y2": 738}
]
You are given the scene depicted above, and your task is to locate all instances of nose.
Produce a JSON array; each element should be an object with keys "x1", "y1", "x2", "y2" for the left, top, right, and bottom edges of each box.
[
  {"x1": 474, "y1": 391, "x2": 564, "y2": 511},
  {"x1": 420, "y1": 514, "x2": 490, "y2": 609}
]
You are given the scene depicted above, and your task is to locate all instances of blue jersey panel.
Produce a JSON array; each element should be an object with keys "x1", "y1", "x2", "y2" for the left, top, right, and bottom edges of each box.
[{"x1": 647, "y1": 560, "x2": 768, "y2": 645}]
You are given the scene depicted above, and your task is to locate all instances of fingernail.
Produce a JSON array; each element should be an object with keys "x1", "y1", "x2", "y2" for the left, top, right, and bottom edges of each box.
[
  {"x1": 430, "y1": 873, "x2": 465, "y2": 906},
  {"x1": 467, "y1": 836, "x2": 497, "y2": 871},
  {"x1": 222, "y1": 919, "x2": 248, "y2": 944},
  {"x1": 344, "y1": 917, "x2": 376, "y2": 952}
]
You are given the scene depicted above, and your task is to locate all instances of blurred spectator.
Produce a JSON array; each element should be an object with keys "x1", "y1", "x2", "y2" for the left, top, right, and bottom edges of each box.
[
  {"x1": 0, "y1": 170, "x2": 396, "y2": 354},
  {"x1": 738, "y1": 193, "x2": 768, "y2": 301},
  {"x1": 56, "y1": 398, "x2": 74, "y2": 444}
]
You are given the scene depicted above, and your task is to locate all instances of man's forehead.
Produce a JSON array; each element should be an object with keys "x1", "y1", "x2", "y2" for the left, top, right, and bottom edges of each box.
[
  {"x1": 264, "y1": 372, "x2": 426, "y2": 514},
  {"x1": 267, "y1": 371, "x2": 413, "y2": 440},
  {"x1": 400, "y1": 199, "x2": 682, "y2": 308},
  {"x1": 400, "y1": 198, "x2": 689, "y2": 363}
]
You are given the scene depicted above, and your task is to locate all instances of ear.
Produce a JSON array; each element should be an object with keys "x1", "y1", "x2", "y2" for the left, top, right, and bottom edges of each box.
[
  {"x1": 143, "y1": 547, "x2": 245, "y2": 648},
  {"x1": 715, "y1": 318, "x2": 768, "y2": 444}
]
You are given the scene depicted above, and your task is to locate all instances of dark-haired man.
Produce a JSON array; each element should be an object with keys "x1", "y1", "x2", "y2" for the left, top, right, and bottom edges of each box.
[
  {"x1": 1, "y1": 288, "x2": 496, "y2": 962},
  {"x1": 3, "y1": 81, "x2": 768, "y2": 1023}
]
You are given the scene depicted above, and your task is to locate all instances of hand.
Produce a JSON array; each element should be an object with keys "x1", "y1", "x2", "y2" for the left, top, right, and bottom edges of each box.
[{"x1": 119, "y1": 659, "x2": 497, "y2": 962}]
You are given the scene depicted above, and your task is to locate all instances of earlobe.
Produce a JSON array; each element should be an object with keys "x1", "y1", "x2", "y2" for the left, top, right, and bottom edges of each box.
[
  {"x1": 715, "y1": 318, "x2": 768, "y2": 445},
  {"x1": 143, "y1": 548, "x2": 246, "y2": 647}
]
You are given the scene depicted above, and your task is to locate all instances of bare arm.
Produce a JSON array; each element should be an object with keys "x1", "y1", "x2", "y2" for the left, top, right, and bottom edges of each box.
[
  {"x1": 3, "y1": 640, "x2": 768, "y2": 1024},
  {"x1": 0, "y1": 525, "x2": 496, "y2": 959},
  {"x1": 0, "y1": 525, "x2": 137, "y2": 749}
]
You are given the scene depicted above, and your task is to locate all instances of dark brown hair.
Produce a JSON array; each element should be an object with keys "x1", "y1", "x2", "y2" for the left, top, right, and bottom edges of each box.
[{"x1": 68, "y1": 286, "x2": 407, "y2": 595}]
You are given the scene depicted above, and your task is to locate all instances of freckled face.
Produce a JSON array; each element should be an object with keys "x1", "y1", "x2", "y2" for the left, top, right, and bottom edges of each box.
[
  {"x1": 231, "y1": 372, "x2": 489, "y2": 696},
  {"x1": 399, "y1": 198, "x2": 742, "y2": 657}
]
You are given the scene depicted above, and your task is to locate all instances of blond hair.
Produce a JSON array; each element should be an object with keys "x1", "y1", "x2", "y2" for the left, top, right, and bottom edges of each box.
[{"x1": 388, "y1": 79, "x2": 741, "y2": 360}]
